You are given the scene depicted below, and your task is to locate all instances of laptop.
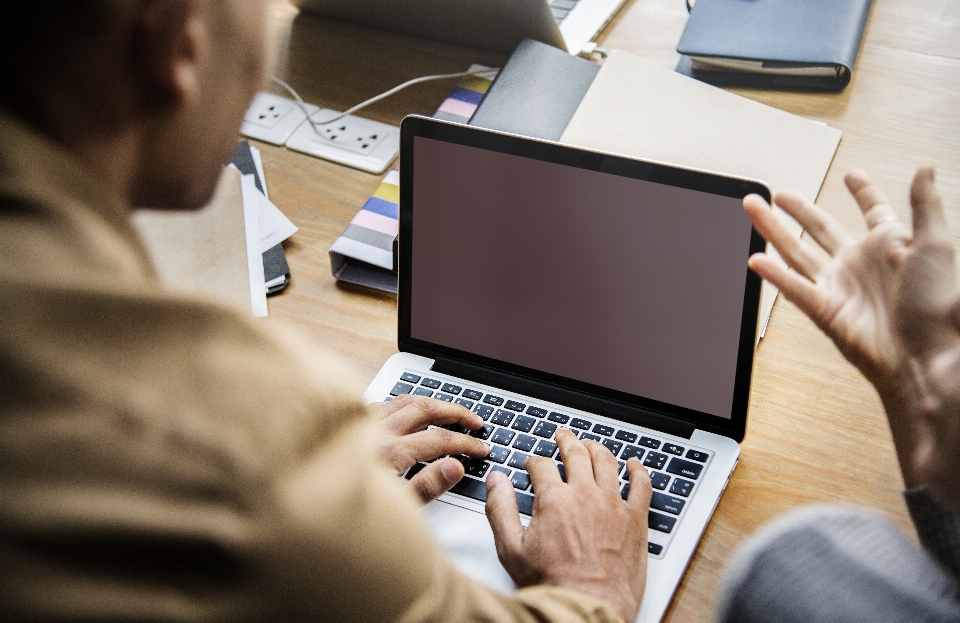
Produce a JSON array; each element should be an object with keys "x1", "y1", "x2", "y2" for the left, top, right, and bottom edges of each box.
[
  {"x1": 294, "y1": 0, "x2": 629, "y2": 55},
  {"x1": 362, "y1": 116, "x2": 768, "y2": 623}
]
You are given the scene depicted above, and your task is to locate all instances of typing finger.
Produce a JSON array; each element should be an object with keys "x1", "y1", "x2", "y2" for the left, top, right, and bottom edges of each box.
[
  {"x1": 525, "y1": 455, "x2": 564, "y2": 491},
  {"x1": 409, "y1": 457, "x2": 465, "y2": 503},
  {"x1": 772, "y1": 190, "x2": 853, "y2": 255},
  {"x1": 624, "y1": 458, "x2": 653, "y2": 515},
  {"x1": 385, "y1": 396, "x2": 482, "y2": 435},
  {"x1": 744, "y1": 194, "x2": 824, "y2": 280},
  {"x1": 584, "y1": 440, "x2": 620, "y2": 491},
  {"x1": 484, "y1": 470, "x2": 526, "y2": 571},
  {"x1": 554, "y1": 429, "x2": 593, "y2": 486},
  {"x1": 845, "y1": 170, "x2": 898, "y2": 229},
  {"x1": 394, "y1": 428, "x2": 488, "y2": 467}
]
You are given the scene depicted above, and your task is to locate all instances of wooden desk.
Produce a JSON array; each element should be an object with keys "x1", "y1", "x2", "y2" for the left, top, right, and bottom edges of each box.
[{"x1": 259, "y1": 1, "x2": 960, "y2": 620}]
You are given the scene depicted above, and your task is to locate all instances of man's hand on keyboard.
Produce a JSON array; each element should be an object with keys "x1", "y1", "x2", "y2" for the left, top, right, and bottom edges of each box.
[
  {"x1": 484, "y1": 429, "x2": 652, "y2": 623},
  {"x1": 375, "y1": 394, "x2": 488, "y2": 503}
]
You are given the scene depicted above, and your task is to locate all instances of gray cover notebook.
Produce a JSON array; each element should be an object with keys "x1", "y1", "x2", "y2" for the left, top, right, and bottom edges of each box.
[
  {"x1": 675, "y1": 0, "x2": 873, "y2": 90},
  {"x1": 468, "y1": 38, "x2": 599, "y2": 141}
]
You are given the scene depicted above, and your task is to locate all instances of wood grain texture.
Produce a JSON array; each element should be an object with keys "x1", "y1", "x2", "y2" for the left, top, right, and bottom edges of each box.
[{"x1": 259, "y1": 1, "x2": 960, "y2": 621}]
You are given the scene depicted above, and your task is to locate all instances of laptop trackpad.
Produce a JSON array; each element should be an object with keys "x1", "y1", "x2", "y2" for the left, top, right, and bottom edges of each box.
[{"x1": 425, "y1": 499, "x2": 516, "y2": 594}]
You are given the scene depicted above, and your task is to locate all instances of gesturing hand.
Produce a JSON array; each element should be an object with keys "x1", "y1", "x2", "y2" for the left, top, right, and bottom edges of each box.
[
  {"x1": 743, "y1": 167, "x2": 959, "y2": 486},
  {"x1": 375, "y1": 395, "x2": 489, "y2": 503},
  {"x1": 484, "y1": 429, "x2": 652, "y2": 623}
]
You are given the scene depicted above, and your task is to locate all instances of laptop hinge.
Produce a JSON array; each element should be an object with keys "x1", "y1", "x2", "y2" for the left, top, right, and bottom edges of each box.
[{"x1": 432, "y1": 357, "x2": 696, "y2": 439}]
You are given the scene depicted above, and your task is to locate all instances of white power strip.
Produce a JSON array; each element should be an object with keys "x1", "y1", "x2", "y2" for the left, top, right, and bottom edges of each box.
[{"x1": 240, "y1": 92, "x2": 399, "y2": 175}]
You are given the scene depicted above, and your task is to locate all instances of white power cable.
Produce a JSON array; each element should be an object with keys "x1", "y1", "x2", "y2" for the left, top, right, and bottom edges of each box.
[{"x1": 271, "y1": 67, "x2": 499, "y2": 134}]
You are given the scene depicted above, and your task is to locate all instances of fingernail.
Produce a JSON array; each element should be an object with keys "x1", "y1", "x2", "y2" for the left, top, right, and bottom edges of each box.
[
  {"x1": 486, "y1": 471, "x2": 505, "y2": 488},
  {"x1": 440, "y1": 459, "x2": 461, "y2": 483}
]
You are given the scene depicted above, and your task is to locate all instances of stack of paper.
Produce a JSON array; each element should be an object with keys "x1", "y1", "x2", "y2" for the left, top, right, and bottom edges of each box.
[{"x1": 132, "y1": 143, "x2": 297, "y2": 317}]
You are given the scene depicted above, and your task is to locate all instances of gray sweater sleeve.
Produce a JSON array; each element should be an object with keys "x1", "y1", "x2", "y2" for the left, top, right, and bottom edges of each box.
[{"x1": 905, "y1": 486, "x2": 960, "y2": 582}]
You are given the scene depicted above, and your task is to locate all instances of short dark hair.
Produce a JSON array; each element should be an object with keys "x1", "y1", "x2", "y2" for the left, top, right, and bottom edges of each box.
[{"x1": 0, "y1": 1, "x2": 117, "y2": 109}]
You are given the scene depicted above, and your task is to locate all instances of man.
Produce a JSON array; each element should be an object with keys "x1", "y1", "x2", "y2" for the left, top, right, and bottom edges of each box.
[
  {"x1": 715, "y1": 169, "x2": 960, "y2": 622},
  {"x1": 0, "y1": 2, "x2": 652, "y2": 622}
]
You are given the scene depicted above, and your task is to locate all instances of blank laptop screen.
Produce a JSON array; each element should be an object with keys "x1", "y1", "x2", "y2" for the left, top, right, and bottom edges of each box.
[{"x1": 409, "y1": 136, "x2": 753, "y2": 419}]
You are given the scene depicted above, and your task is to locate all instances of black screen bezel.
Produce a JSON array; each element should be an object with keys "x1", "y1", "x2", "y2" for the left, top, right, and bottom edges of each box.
[{"x1": 398, "y1": 116, "x2": 769, "y2": 442}]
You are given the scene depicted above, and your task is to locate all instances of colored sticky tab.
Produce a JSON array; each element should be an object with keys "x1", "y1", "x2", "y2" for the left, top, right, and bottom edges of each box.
[
  {"x1": 351, "y1": 209, "x2": 399, "y2": 236},
  {"x1": 438, "y1": 98, "x2": 477, "y2": 119},
  {"x1": 459, "y1": 75, "x2": 494, "y2": 94},
  {"x1": 449, "y1": 86, "x2": 485, "y2": 105},
  {"x1": 373, "y1": 181, "x2": 399, "y2": 204},
  {"x1": 360, "y1": 195, "x2": 399, "y2": 220}
]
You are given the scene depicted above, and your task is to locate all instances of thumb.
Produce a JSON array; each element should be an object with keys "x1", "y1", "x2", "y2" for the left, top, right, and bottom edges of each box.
[
  {"x1": 410, "y1": 457, "x2": 463, "y2": 503},
  {"x1": 484, "y1": 470, "x2": 525, "y2": 564}
]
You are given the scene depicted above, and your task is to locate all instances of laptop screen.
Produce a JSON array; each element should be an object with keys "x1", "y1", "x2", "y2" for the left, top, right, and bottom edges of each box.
[{"x1": 400, "y1": 118, "x2": 766, "y2": 436}]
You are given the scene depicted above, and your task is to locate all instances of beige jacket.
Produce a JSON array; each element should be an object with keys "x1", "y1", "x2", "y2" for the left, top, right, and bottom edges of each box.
[{"x1": 0, "y1": 112, "x2": 622, "y2": 623}]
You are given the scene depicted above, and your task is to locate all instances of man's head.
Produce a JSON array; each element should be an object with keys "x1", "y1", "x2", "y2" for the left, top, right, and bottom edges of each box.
[{"x1": 0, "y1": 0, "x2": 271, "y2": 209}]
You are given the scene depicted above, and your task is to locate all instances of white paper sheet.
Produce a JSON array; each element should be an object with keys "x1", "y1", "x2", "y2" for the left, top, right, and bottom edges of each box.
[{"x1": 241, "y1": 174, "x2": 268, "y2": 317}]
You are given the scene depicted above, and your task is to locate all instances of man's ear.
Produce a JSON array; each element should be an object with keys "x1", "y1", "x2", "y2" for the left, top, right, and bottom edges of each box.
[{"x1": 134, "y1": 0, "x2": 205, "y2": 111}]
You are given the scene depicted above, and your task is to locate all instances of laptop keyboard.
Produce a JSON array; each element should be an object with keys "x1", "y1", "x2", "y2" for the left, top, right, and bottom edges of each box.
[
  {"x1": 387, "y1": 371, "x2": 713, "y2": 557},
  {"x1": 550, "y1": 0, "x2": 580, "y2": 23}
]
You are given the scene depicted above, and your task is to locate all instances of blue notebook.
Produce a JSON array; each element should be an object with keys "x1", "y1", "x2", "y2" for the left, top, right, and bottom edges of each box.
[{"x1": 675, "y1": 0, "x2": 873, "y2": 91}]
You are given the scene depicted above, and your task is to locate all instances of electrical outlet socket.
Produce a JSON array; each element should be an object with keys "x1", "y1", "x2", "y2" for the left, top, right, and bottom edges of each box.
[
  {"x1": 240, "y1": 92, "x2": 316, "y2": 146},
  {"x1": 284, "y1": 109, "x2": 399, "y2": 174}
]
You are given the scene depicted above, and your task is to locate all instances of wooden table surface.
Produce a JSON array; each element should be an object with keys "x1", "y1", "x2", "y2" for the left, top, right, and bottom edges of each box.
[{"x1": 258, "y1": 1, "x2": 960, "y2": 620}]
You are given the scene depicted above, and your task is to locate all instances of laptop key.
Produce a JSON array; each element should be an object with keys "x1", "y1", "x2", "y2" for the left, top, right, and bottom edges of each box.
[
  {"x1": 621, "y1": 445, "x2": 645, "y2": 461},
  {"x1": 435, "y1": 393, "x2": 454, "y2": 402},
  {"x1": 488, "y1": 446, "x2": 510, "y2": 463},
  {"x1": 383, "y1": 396, "x2": 393, "y2": 402},
  {"x1": 644, "y1": 452, "x2": 668, "y2": 470},
  {"x1": 513, "y1": 434, "x2": 537, "y2": 452},
  {"x1": 618, "y1": 460, "x2": 625, "y2": 474},
  {"x1": 474, "y1": 404, "x2": 494, "y2": 420},
  {"x1": 511, "y1": 472, "x2": 531, "y2": 491},
  {"x1": 621, "y1": 482, "x2": 630, "y2": 500},
  {"x1": 490, "y1": 428, "x2": 515, "y2": 446},
  {"x1": 512, "y1": 415, "x2": 536, "y2": 433},
  {"x1": 412, "y1": 387, "x2": 433, "y2": 397},
  {"x1": 551, "y1": 0, "x2": 576, "y2": 9},
  {"x1": 580, "y1": 432, "x2": 602, "y2": 442},
  {"x1": 516, "y1": 491, "x2": 535, "y2": 516},
  {"x1": 548, "y1": 412, "x2": 570, "y2": 424},
  {"x1": 666, "y1": 458, "x2": 703, "y2": 480},
  {"x1": 650, "y1": 472, "x2": 671, "y2": 490},
  {"x1": 490, "y1": 465, "x2": 511, "y2": 477},
  {"x1": 483, "y1": 394, "x2": 504, "y2": 406},
  {"x1": 571, "y1": 418, "x2": 592, "y2": 430},
  {"x1": 491, "y1": 409, "x2": 515, "y2": 426},
  {"x1": 466, "y1": 459, "x2": 490, "y2": 478},
  {"x1": 686, "y1": 449, "x2": 709, "y2": 462},
  {"x1": 441, "y1": 383, "x2": 462, "y2": 395},
  {"x1": 527, "y1": 406, "x2": 548, "y2": 418},
  {"x1": 602, "y1": 439, "x2": 623, "y2": 456},
  {"x1": 534, "y1": 439, "x2": 557, "y2": 458},
  {"x1": 648, "y1": 511, "x2": 677, "y2": 533},
  {"x1": 669, "y1": 478, "x2": 694, "y2": 497},
  {"x1": 648, "y1": 542, "x2": 664, "y2": 555},
  {"x1": 455, "y1": 398, "x2": 475, "y2": 410},
  {"x1": 533, "y1": 421, "x2": 557, "y2": 438},
  {"x1": 421, "y1": 378, "x2": 442, "y2": 389},
  {"x1": 508, "y1": 451, "x2": 531, "y2": 471},
  {"x1": 615, "y1": 430, "x2": 638, "y2": 443},
  {"x1": 400, "y1": 372, "x2": 421, "y2": 383},
  {"x1": 390, "y1": 382, "x2": 414, "y2": 396},
  {"x1": 663, "y1": 443, "x2": 684, "y2": 455},
  {"x1": 592, "y1": 424, "x2": 614, "y2": 437},
  {"x1": 504, "y1": 400, "x2": 526, "y2": 412},
  {"x1": 557, "y1": 463, "x2": 567, "y2": 482},
  {"x1": 462, "y1": 389, "x2": 483, "y2": 400},
  {"x1": 470, "y1": 423, "x2": 494, "y2": 440},
  {"x1": 405, "y1": 462, "x2": 427, "y2": 480},
  {"x1": 639, "y1": 437, "x2": 661, "y2": 449},
  {"x1": 450, "y1": 475, "x2": 487, "y2": 502},
  {"x1": 651, "y1": 492, "x2": 685, "y2": 515}
]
